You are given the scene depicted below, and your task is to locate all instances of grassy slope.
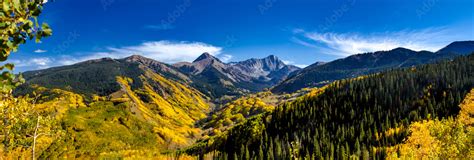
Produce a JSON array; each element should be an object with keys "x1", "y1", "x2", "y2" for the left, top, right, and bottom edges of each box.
[
  {"x1": 20, "y1": 67, "x2": 211, "y2": 158},
  {"x1": 198, "y1": 89, "x2": 319, "y2": 137}
]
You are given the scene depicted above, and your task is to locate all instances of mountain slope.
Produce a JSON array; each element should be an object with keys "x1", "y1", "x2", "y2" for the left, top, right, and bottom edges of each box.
[
  {"x1": 16, "y1": 53, "x2": 300, "y2": 103},
  {"x1": 16, "y1": 55, "x2": 192, "y2": 98},
  {"x1": 231, "y1": 55, "x2": 300, "y2": 85},
  {"x1": 272, "y1": 44, "x2": 470, "y2": 93},
  {"x1": 186, "y1": 53, "x2": 474, "y2": 159},
  {"x1": 15, "y1": 55, "x2": 211, "y2": 151},
  {"x1": 11, "y1": 53, "x2": 299, "y2": 157},
  {"x1": 174, "y1": 53, "x2": 243, "y2": 97},
  {"x1": 437, "y1": 41, "x2": 474, "y2": 55}
]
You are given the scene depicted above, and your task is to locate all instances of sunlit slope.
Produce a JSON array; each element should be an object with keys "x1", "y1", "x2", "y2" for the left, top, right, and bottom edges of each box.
[
  {"x1": 27, "y1": 73, "x2": 211, "y2": 158},
  {"x1": 16, "y1": 54, "x2": 211, "y2": 147},
  {"x1": 14, "y1": 62, "x2": 212, "y2": 157},
  {"x1": 386, "y1": 88, "x2": 474, "y2": 159},
  {"x1": 185, "y1": 54, "x2": 474, "y2": 159},
  {"x1": 0, "y1": 87, "x2": 86, "y2": 159},
  {"x1": 199, "y1": 89, "x2": 322, "y2": 137},
  {"x1": 114, "y1": 68, "x2": 209, "y2": 146},
  {"x1": 15, "y1": 55, "x2": 193, "y2": 100}
]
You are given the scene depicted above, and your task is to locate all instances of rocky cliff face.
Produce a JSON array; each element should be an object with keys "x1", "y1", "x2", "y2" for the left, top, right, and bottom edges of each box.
[{"x1": 174, "y1": 53, "x2": 301, "y2": 94}]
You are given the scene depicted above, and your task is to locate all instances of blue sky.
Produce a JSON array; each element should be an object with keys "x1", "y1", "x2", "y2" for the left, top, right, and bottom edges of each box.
[{"x1": 6, "y1": 0, "x2": 474, "y2": 72}]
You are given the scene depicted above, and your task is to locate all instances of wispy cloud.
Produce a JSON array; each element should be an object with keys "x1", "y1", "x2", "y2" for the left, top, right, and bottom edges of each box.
[
  {"x1": 292, "y1": 27, "x2": 472, "y2": 57},
  {"x1": 7, "y1": 41, "x2": 223, "y2": 72},
  {"x1": 144, "y1": 24, "x2": 175, "y2": 31},
  {"x1": 60, "y1": 40, "x2": 223, "y2": 65},
  {"x1": 282, "y1": 60, "x2": 308, "y2": 68},
  {"x1": 217, "y1": 54, "x2": 233, "y2": 63},
  {"x1": 34, "y1": 49, "x2": 47, "y2": 53},
  {"x1": 11, "y1": 57, "x2": 52, "y2": 70}
]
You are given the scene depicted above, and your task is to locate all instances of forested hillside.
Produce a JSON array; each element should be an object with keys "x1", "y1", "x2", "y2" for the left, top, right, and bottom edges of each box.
[
  {"x1": 15, "y1": 55, "x2": 193, "y2": 99},
  {"x1": 199, "y1": 88, "x2": 321, "y2": 138},
  {"x1": 386, "y1": 88, "x2": 473, "y2": 158},
  {"x1": 272, "y1": 42, "x2": 474, "y2": 93},
  {"x1": 2, "y1": 0, "x2": 473, "y2": 159},
  {"x1": 3, "y1": 67, "x2": 211, "y2": 158},
  {"x1": 17, "y1": 54, "x2": 300, "y2": 100},
  {"x1": 185, "y1": 54, "x2": 474, "y2": 159}
]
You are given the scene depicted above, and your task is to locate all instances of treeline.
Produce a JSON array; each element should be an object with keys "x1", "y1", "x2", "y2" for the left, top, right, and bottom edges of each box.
[{"x1": 185, "y1": 54, "x2": 474, "y2": 159}]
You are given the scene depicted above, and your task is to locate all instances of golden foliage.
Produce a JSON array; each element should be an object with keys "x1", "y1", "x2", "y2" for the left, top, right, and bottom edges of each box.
[
  {"x1": 203, "y1": 92, "x2": 275, "y2": 136},
  {"x1": 386, "y1": 88, "x2": 474, "y2": 159},
  {"x1": 115, "y1": 69, "x2": 210, "y2": 148},
  {"x1": 99, "y1": 149, "x2": 197, "y2": 160},
  {"x1": 0, "y1": 87, "x2": 84, "y2": 159},
  {"x1": 458, "y1": 89, "x2": 474, "y2": 126}
]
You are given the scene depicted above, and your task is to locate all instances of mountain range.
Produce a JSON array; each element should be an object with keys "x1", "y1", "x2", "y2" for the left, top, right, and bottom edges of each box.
[
  {"x1": 8, "y1": 40, "x2": 474, "y2": 158},
  {"x1": 16, "y1": 53, "x2": 300, "y2": 101},
  {"x1": 16, "y1": 41, "x2": 474, "y2": 100},
  {"x1": 272, "y1": 41, "x2": 474, "y2": 93},
  {"x1": 173, "y1": 53, "x2": 300, "y2": 97}
]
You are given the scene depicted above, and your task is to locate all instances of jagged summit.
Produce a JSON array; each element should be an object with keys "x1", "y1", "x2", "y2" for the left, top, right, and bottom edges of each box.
[
  {"x1": 265, "y1": 55, "x2": 278, "y2": 61},
  {"x1": 172, "y1": 53, "x2": 301, "y2": 94},
  {"x1": 193, "y1": 52, "x2": 220, "y2": 62},
  {"x1": 238, "y1": 54, "x2": 288, "y2": 72}
]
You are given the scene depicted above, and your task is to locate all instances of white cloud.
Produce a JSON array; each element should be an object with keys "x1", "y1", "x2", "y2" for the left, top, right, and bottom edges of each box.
[
  {"x1": 292, "y1": 27, "x2": 471, "y2": 57},
  {"x1": 294, "y1": 64, "x2": 308, "y2": 68},
  {"x1": 34, "y1": 49, "x2": 47, "y2": 53},
  {"x1": 281, "y1": 60, "x2": 293, "y2": 64},
  {"x1": 31, "y1": 58, "x2": 51, "y2": 66},
  {"x1": 144, "y1": 24, "x2": 175, "y2": 30},
  {"x1": 60, "y1": 41, "x2": 223, "y2": 65},
  {"x1": 6, "y1": 41, "x2": 224, "y2": 72},
  {"x1": 282, "y1": 60, "x2": 308, "y2": 68},
  {"x1": 12, "y1": 57, "x2": 52, "y2": 70},
  {"x1": 218, "y1": 54, "x2": 233, "y2": 62}
]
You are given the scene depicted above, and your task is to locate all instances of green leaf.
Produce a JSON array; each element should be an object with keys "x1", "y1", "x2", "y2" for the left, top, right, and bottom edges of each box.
[
  {"x1": 4, "y1": 63, "x2": 14, "y2": 70},
  {"x1": 31, "y1": 6, "x2": 41, "y2": 17},
  {"x1": 3, "y1": 1, "x2": 11, "y2": 13},
  {"x1": 35, "y1": 32, "x2": 41, "y2": 43},
  {"x1": 17, "y1": 73, "x2": 25, "y2": 84},
  {"x1": 13, "y1": 0, "x2": 21, "y2": 12},
  {"x1": 0, "y1": 49, "x2": 7, "y2": 61},
  {"x1": 34, "y1": 16, "x2": 39, "y2": 28},
  {"x1": 1, "y1": 71, "x2": 13, "y2": 79},
  {"x1": 6, "y1": 40, "x2": 14, "y2": 48},
  {"x1": 41, "y1": 22, "x2": 52, "y2": 36}
]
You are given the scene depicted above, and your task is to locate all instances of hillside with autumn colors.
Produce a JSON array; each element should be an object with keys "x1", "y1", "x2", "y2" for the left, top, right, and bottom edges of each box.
[
  {"x1": 1, "y1": 1, "x2": 474, "y2": 159},
  {"x1": 184, "y1": 53, "x2": 474, "y2": 159},
  {"x1": 2, "y1": 51, "x2": 473, "y2": 159}
]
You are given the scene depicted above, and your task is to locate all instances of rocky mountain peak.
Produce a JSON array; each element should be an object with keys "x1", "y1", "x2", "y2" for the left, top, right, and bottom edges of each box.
[
  {"x1": 265, "y1": 55, "x2": 278, "y2": 61},
  {"x1": 193, "y1": 52, "x2": 220, "y2": 62},
  {"x1": 124, "y1": 54, "x2": 150, "y2": 62}
]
